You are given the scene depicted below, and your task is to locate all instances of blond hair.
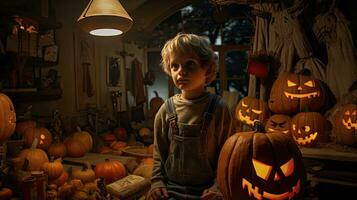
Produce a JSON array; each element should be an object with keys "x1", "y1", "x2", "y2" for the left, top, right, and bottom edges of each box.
[{"x1": 161, "y1": 33, "x2": 217, "y2": 85}]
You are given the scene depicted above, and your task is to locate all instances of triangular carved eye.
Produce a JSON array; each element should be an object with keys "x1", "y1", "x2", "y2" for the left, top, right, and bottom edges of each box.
[
  {"x1": 242, "y1": 101, "x2": 248, "y2": 107},
  {"x1": 280, "y1": 158, "x2": 294, "y2": 177},
  {"x1": 253, "y1": 159, "x2": 272, "y2": 180},
  {"x1": 304, "y1": 80, "x2": 315, "y2": 87},
  {"x1": 287, "y1": 80, "x2": 297, "y2": 87}
]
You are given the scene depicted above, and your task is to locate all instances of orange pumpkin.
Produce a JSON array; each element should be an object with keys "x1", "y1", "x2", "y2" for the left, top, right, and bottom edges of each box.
[
  {"x1": 18, "y1": 138, "x2": 49, "y2": 171},
  {"x1": 72, "y1": 127, "x2": 93, "y2": 152},
  {"x1": 65, "y1": 138, "x2": 87, "y2": 157},
  {"x1": 269, "y1": 72, "x2": 325, "y2": 114},
  {"x1": 149, "y1": 91, "x2": 164, "y2": 118},
  {"x1": 146, "y1": 144, "x2": 154, "y2": 154},
  {"x1": 0, "y1": 187, "x2": 13, "y2": 200},
  {"x1": 110, "y1": 141, "x2": 127, "y2": 151},
  {"x1": 101, "y1": 133, "x2": 117, "y2": 145},
  {"x1": 72, "y1": 162, "x2": 96, "y2": 184},
  {"x1": 291, "y1": 112, "x2": 328, "y2": 147},
  {"x1": 42, "y1": 157, "x2": 64, "y2": 179},
  {"x1": 265, "y1": 114, "x2": 292, "y2": 135},
  {"x1": 16, "y1": 120, "x2": 36, "y2": 135},
  {"x1": 94, "y1": 159, "x2": 126, "y2": 184},
  {"x1": 235, "y1": 96, "x2": 270, "y2": 127},
  {"x1": 217, "y1": 122, "x2": 306, "y2": 200},
  {"x1": 113, "y1": 127, "x2": 128, "y2": 141},
  {"x1": 23, "y1": 127, "x2": 53, "y2": 150},
  {"x1": 139, "y1": 127, "x2": 152, "y2": 138},
  {"x1": 333, "y1": 104, "x2": 357, "y2": 146},
  {"x1": 49, "y1": 171, "x2": 68, "y2": 187},
  {"x1": 47, "y1": 142, "x2": 67, "y2": 158},
  {"x1": 0, "y1": 93, "x2": 16, "y2": 143}
]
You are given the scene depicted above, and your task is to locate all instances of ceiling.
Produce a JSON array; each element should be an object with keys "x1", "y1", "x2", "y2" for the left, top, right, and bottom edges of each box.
[{"x1": 121, "y1": 0, "x2": 201, "y2": 42}]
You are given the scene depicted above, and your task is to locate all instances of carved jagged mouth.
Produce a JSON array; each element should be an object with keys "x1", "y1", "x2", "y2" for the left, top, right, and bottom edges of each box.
[
  {"x1": 238, "y1": 110, "x2": 255, "y2": 125},
  {"x1": 242, "y1": 178, "x2": 300, "y2": 200},
  {"x1": 268, "y1": 128, "x2": 290, "y2": 134},
  {"x1": 342, "y1": 118, "x2": 357, "y2": 130},
  {"x1": 284, "y1": 91, "x2": 320, "y2": 99},
  {"x1": 293, "y1": 132, "x2": 318, "y2": 145}
]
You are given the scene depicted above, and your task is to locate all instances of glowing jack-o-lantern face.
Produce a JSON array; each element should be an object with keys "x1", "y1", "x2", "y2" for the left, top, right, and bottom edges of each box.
[
  {"x1": 218, "y1": 127, "x2": 306, "y2": 200},
  {"x1": 265, "y1": 114, "x2": 292, "y2": 135},
  {"x1": 0, "y1": 93, "x2": 16, "y2": 143},
  {"x1": 291, "y1": 112, "x2": 328, "y2": 147},
  {"x1": 235, "y1": 96, "x2": 270, "y2": 127},
  {"x1": 23, "y1": 127, "x2": 53, "y2": 150},
  {"x1": 269, "y1": 72, "x2": 325, "y2": 114},
  {"x1": 333, "y1": 104, "x2": 357, "y2": 147}
]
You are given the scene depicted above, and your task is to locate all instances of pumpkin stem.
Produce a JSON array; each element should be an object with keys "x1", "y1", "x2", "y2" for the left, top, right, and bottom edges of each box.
[
  {"x1": 105, "y1": 159, "x2": 110, "y2": 162},
  {"x1": 76, "y1": 126, "x2": 82, "y2": 132},
  {"x1": 31, "y1": 138, "x2": 39, "y2": 149},
  {"x1": 83, "y1": 161, "x2": 92, "y2": 171},
  {"x1": 253, "y1": 121, "x2": 265, "y2": 133},
  {"x1": 153, "y1": 91, "x2": 159, "y2": 97},
  {"x1": 49, "y1": 156, "x2": 55, "y2": 162}
]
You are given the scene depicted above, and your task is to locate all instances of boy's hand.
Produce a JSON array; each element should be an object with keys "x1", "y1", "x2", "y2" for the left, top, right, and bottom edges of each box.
[
  {"x1": 148, "y1": 187, "x2": 169, "y2": 200},
  {"x1": 200, "y1": 189, "x2": 224, "y2": 200}
]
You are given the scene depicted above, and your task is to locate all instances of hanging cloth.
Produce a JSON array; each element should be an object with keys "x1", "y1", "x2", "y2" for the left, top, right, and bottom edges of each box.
[
  {"x1": 313, "y1": 8, "x2": 357, "y2": 100},
  {"x1": 248, "y1": 3, "x2": 280, "y2": 99},
  {"x1": 131, "y1": 58, "x2": 146, "y2": 105}
]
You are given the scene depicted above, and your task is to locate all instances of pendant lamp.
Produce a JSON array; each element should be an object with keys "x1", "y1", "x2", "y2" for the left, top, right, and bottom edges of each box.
[{"x1": 77, "y1": 0, "x2": 133, "y2": 36}]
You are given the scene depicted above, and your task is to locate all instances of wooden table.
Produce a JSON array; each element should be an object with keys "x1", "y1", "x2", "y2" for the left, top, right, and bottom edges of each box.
[{"x1": 62, "y1": 152, "x2": 136, "y2": 167}]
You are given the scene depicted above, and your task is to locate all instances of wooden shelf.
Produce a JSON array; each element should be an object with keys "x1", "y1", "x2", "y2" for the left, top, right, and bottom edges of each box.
[
  {"x1": 1, "y1": 88, "x2": 62, "y2": 102},
  {"x1": 300, "y1": 147, "x2": 357, "y2": 163}
]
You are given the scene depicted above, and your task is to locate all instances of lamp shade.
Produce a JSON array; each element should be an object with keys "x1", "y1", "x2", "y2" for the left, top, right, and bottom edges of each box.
[{"x1": 77, "y1": 0, "x2": 133, "y2": 36}]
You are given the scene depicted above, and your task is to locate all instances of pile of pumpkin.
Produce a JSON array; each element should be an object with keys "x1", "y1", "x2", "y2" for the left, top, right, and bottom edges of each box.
[
  {"x1": 12, "y1": 137, "x2": 127, "y2": 199},
  {"x1": 234, "y1": 71, "x2": 357, "y2": 148},
  {"x1": 97, "y1": 126, "x2": 154, "y2": 155}
]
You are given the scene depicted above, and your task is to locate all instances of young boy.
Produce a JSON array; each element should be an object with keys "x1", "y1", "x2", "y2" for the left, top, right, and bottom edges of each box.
[{"x1": 148, "y1": 33, "x2": 233, "y2": 200}]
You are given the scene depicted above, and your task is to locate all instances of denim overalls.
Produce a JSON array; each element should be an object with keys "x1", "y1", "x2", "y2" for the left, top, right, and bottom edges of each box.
[{"x1": 164, "y1": 94, "x2": 219, "y2": 200}]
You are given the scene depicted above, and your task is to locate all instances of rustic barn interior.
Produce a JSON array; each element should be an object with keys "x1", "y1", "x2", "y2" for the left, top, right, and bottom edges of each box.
[{"x1": 0, "y1": 0, "x2": 356, "y2": 199}]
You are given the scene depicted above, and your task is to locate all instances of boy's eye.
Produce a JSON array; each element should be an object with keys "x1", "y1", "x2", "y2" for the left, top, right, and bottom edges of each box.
[{"x1": 171, "y1": 64, "x2": 179, "y2": 70}]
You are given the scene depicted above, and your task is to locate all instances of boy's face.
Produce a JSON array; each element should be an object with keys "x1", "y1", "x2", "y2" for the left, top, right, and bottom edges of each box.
[{"x1": 169, "y1": 52, "x2": 208, "y2": 93}]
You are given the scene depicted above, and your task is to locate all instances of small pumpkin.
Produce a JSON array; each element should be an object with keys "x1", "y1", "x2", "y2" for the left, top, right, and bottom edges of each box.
[
  {"x1": 139, "y1": 127, "x2": 152, "y2": 138},
  {"x1": 133, "y1": 164, "x2": 153, "y2": 179},
  {"x1": 0, "y1": 93, "x2": 16, "y2": 143},
  {"x1": 94, "y1": 159, "x2": 126, "y2": 184},
  {"x1": 110, "y1": 141, "x2": 127, "y2": 151},
  {"x1": 49, "y1": 171, "x2": 68, "y2": 187},
  {"x1": 101, "y1": 133, "x2": 117, "y2": 145},
  {"x1": 269, "y1": 72, "x2": 325, "y2": 114},
  {"x1": 217, "y1": 122, "x2": 306, "y2": 200},
  {"x1": 291, "y1": 112, "x2": 328, "y2": 147},
  {"x1": 16, "y1": 120, "x2": 36, "y2": 135},
  {"x1": 18, "y1": 138, "x2": 49, "y2": 171},
  {"x1": 149, "y1": 91, "x2": 164, "y2": 118},
  {"x1": 235, "y1": 96, "x2": 270, "y2": 127},
  {"x1": 65, "y1": 138, "x2": 87, "y2": 157},
  {"x1": 47, "y1": 142, "x2": 67, "y2": 158},
  {"x1": 333, "y1": 104, "x2": 357, "y2": 146},
  {"x1": 146, "y1": 144, "x2": 154, "y2": 154},
  {"x1": 72, "y1": 162, "x2": 96, "y2": 184},
  {"x1": 265, "y1": 114, "x2": 292, "y2": 135},
  {"x1": 113, "y1": 127, "x2": 128, "y2": 141},
  {"x1": 0, "y1": 187, "x2": 12, "y2": 200},
  {"x1": 23, "y1": 127, "x2": 53, "y2": 150},
  {"x1": 72, "y1": 127, "x2": 93, "y2": 152},
  {"x1": 42, "y1": 157, "x2": 64, "y2": 179}
]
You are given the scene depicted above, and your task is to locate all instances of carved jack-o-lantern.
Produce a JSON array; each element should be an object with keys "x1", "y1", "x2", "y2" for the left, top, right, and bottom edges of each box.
[
  {"x1": 235, "y1": 96, "x2": 270, "y2": 127},
  {"x1": 265, "y1": 114, "x2": 292, "y2": 135},
  {"x1": 333, "y1": 104, "x2": 357, "y2": 146},
  {"x1": 218, "y1": 123, "x2": 306, "y2": 200},
  {"x1": 0, "y1": 93, "x2": 16, "y2": 143},
  {"x1": 269, "y1": 72, "x2": 325, "y2": 114},
  {"x1": 291, "y1": 112, "x2": 328, "y2": 147}
]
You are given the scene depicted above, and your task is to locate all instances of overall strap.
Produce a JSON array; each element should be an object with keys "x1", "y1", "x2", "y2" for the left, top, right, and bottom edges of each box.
[
  {"x1": 201, "y1": 94, "x2": 220, "y2": 133},
  {"x1": 165, "y1": 97, "x2": 178, "y2": 134}
]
